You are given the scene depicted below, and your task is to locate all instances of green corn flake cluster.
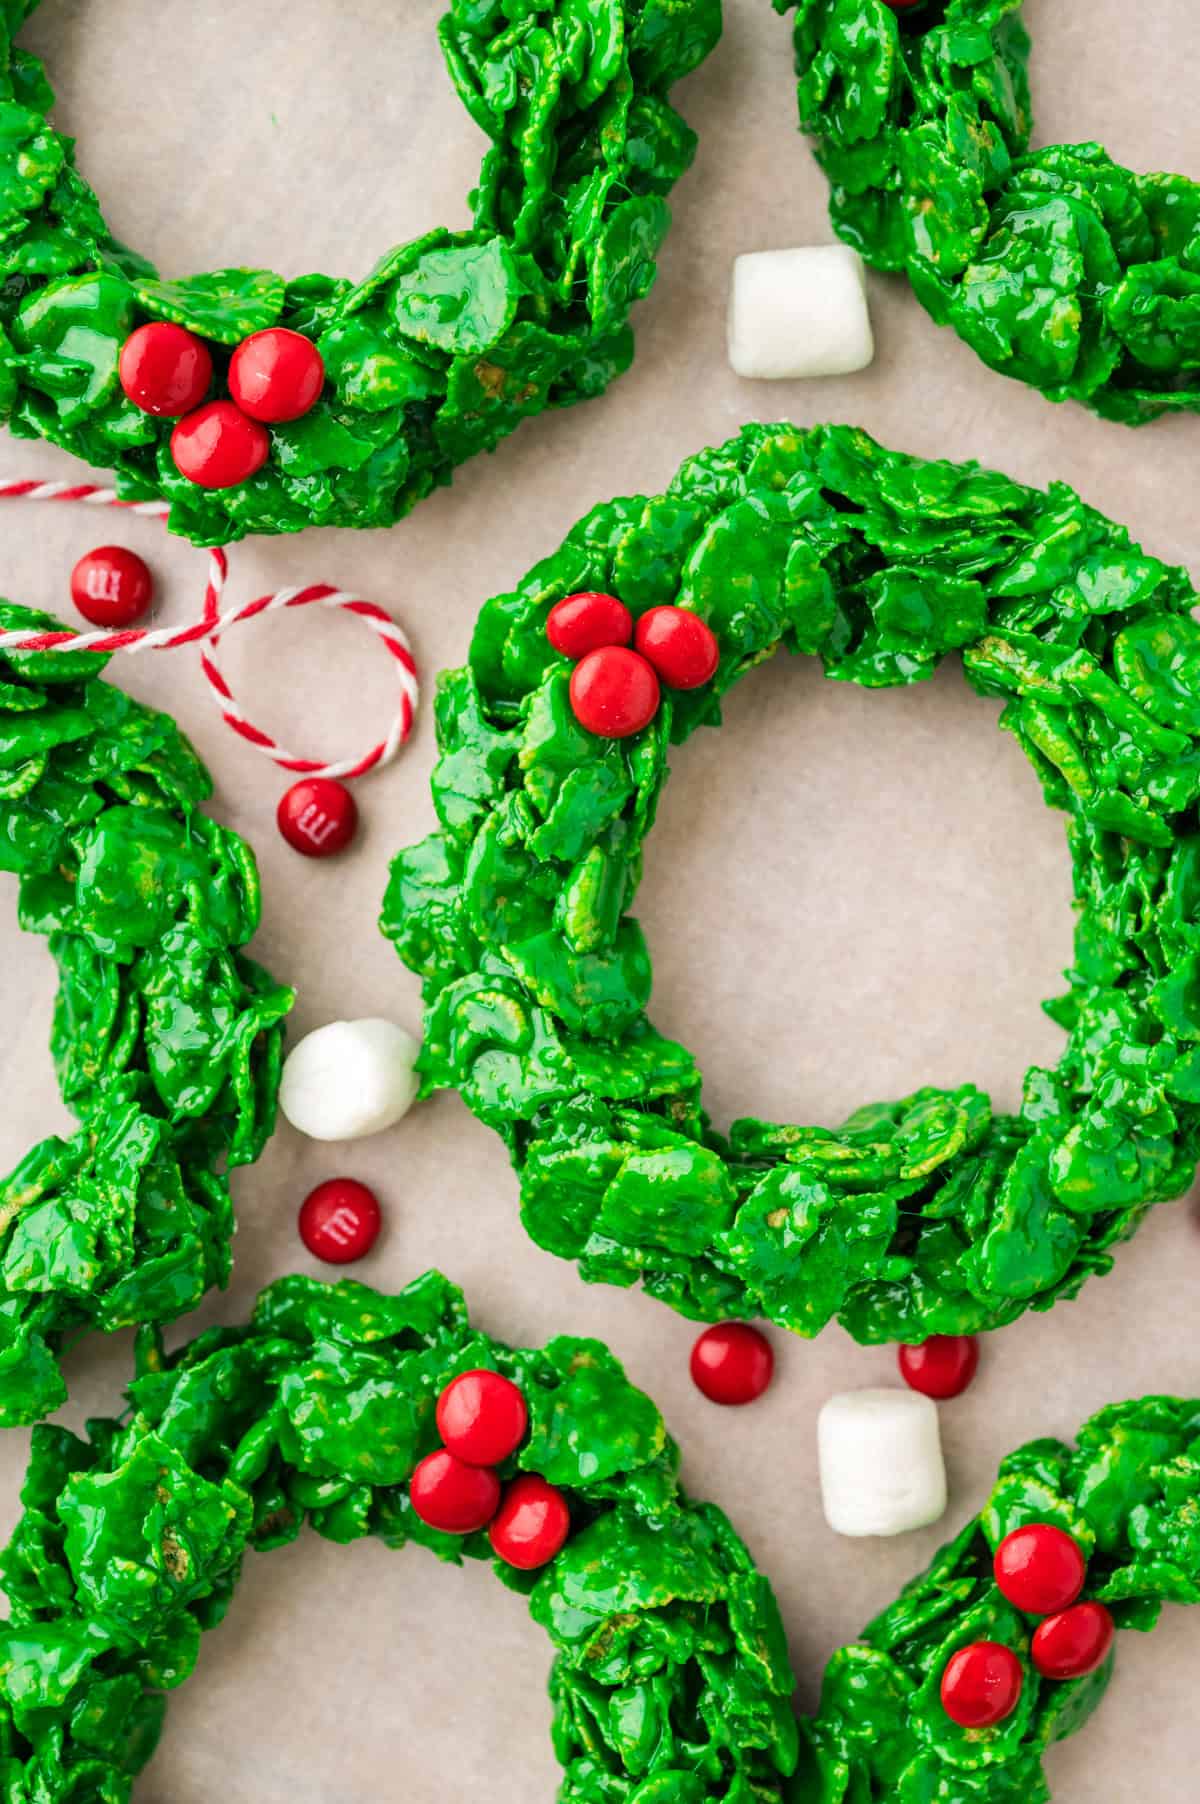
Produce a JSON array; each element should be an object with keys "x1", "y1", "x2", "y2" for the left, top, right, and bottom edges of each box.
[
  {"x1": 0, "y1": 605, "x2": 293, "y2": 1428},
  {"x1": 776, "y1": 0, "x2": 1200, "y2": 424},
  {"x1": 382, "y1": 422, "x2": 1200, "y2": 1342},
  {"x1": 1, "y1": 1274, "x2": 1195, "y2": 1801},
  {"x1": 0, "y1": 0, "x2": 720, "y2": 545}
]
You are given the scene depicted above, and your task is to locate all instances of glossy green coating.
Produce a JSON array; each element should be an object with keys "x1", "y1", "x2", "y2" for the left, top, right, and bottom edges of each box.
[
  {"x1": 0, "y1": 0, "x2": 720, "y2": 545},
  {"x1": 776, "y1": 0, "x2": 1200, "y2": 424},
  {"x1": 0, "y1": 604, "x2": 292, "y2": 1428},
  {"x1": 382, "y1": 421, "x2": 1200, "y2": 1342},
  {"x1": 2, "y1": 1287, "x2": 1195, "y2": 1800}
]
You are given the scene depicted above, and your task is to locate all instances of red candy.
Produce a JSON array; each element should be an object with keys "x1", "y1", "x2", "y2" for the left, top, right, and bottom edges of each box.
[
  {"x1": 994, "y1": 1524, "x2": 1087, "y2": 1616},
  {"x1": 940, "y1": 1642, "x2": 1024, "y2": 1728},
  {"x1": 634, "y1": 606, "x2": 720, "y2": 690},
  {"x1": 118, "y1": 321, "x2": 212, "y2": 417},
  {"x1": 170, "y1": 400, "x2": 270, "y2": 488},
  {"x1": 546, "y1": 591, "x2": 632, "y2": 659},
  {"x1": 276, "y1": 778, "x2": 359, "y2": 858},
  {"x1": 229, "y1": 327, "x2": 325, "y2": 423},
  {"x1": 1031, "y1": 1601, "x2": 1115, "y2": 1681},
  {"x1": 689, "y1": 1322, "x2": 774, "y2": 1406},
  {"x1": 298, "y1": 1178, "x2": 382, "y2": 1264},
  {"x1": 70, "y1": 545, "x2": 154, "y2": 628},
  {"x1": 410, "y1": 1449, "x2": 501, "y2": 1535},
  {"x1": 488, "y1": 1474, "x2": 570, "y2": 1570},
  {"x1": 437, "y1": 1370, "x2": 528, "y2": 1467},
  {"x1": 569, "y1": 645, "x2": 660, "y2": 738},
  {"x1": 897, "y1": 1334, "x2": 979, "y2": 1400}
]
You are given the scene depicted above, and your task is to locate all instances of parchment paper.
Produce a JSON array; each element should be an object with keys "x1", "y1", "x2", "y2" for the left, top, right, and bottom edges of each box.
[{"x1": 0, "y1": 3, "x2": 1197, "y2": 1799}]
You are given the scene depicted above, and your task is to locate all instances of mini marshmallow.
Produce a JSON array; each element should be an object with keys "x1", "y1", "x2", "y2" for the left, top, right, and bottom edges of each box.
[
  {"x1": 818, "y1": 1388, "x2": 947, "y2": 1537},
  {"x1": 279, "y1": 1018, "x2": 420, "y2": 1142},
  {"x1": 727, "y1": 244, "x2": 874, "y2": 381}
]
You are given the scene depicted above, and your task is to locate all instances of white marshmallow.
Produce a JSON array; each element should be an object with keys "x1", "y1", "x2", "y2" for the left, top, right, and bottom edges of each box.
[
  {"x1": 727, "y1": 245, "x2": 875, "y2": 381},
  {"x1": 817, "y1": 1388, "x2": 947, "y2": 1537},
  {"x1": 279, "y1": 1018, "x2": 420, "y2": 1142}
]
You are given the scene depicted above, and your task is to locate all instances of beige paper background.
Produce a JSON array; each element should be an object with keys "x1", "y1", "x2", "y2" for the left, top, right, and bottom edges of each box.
[{"x1": 0, "y1": 2, "x2": 1197, "y2": 1798}]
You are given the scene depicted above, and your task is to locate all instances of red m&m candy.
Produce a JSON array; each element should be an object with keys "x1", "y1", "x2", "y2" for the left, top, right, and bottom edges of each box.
[
  {"x1": 70, "y1": 545, "x2": 154, "y2": 627},
  {"x1": 994, "y1": 1524, "x2": 1087, "y2": 1616},
  {"x1": 634, "y1": 606, "x2": 720, "y2": 690},
  {"x1": 690, "y1": 1322, "x2": 774, "y2": 1406},
  {"x1": 546, "y1": 591, "x2": 632, "y2": 659},
  {"x1": 229, "y1": 328, "x2": 325, "y2": 423},
  {"x1": 488, "y1": 1475, "x2": 570, "y2": 1569},
  {"x1": 940, "y1": 1641, "x2": 1023, "y2": 1728},
  {"x1": 171, "y1": 400, "x2": 270, "y2": 489},
  {"x1": 1031, "y1": 1601, "x2": 1115, "y2": 1681},
  {"x1": 897, "y1": 1334, "x2": 979, "y2": 1400},
  {"x1": 277, "y1": 778, "x2": 359, "y2": 858},
  {"x1": 569, "y1": 645, "x2": 659, "y2": 738},
  {"x1": 437, "y1": 1370, "x2": 528, "y2": 1467},
  {"x1": 410, "y1": 1449, "x2": 501, "y2": 1535},
  {"x1": 298, "y1": 1177, "x2": 382, "y2": 1265},
  {"x1": 119, "y1": 321, "x2": 212, "y2": 417}
]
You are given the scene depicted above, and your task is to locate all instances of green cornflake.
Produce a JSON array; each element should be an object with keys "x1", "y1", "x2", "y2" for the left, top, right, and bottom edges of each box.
[
  {"x1": 776, "y1": 0, "x2": 1200, "y2": 424},
  {"x1": 0, "y1": 0, "x2": 721, "y2": 546},
  {"x1": 1, "y1": 1276, "x2": 1197, "y2": 1800},
  {"x1": 382, "y1": 422, "x2": 1200, "y2": 1342},
  {"x1": 0, "y1": 603, "x2": 293, "y2": 1429}
]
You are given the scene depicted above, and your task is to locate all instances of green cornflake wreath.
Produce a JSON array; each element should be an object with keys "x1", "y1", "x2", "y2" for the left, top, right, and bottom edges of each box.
[
  {"x1": 0, "y1": 0, "x2": 719, "y2": 547},
  {"x1": 383, "y1": 421, "x2": 1200, "y2": 1343},
  {"x1": 1, "y1": 1269, "x2": 1197, "y2": 1803},
  {"x1": 777, "y1": 0, "x2": 1200, "y2": 424},
  {"x1": 0, "y1": 603, "x2": 292, "y2": 1429}
]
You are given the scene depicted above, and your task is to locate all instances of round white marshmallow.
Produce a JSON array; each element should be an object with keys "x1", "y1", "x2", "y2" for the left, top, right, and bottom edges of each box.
[
  {"x1": 727, "y1": 244, "x2": 875, "y2": 381},
  {"x1": 817, "y1": 1387, "x2": 947, "y2": 1538},
  {"x1": 279, "y1": 1018, "x2": 420, "y2": 1142}
]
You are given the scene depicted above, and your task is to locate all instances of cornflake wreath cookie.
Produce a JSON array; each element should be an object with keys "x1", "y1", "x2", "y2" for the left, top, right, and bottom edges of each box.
[
  {"x1": 1, "y1": 1272, "x2": 1196, "y2": 1803},
  {"x1": 776, "y1": 0, "x2": 1200, "y2": 424},
  {"x1": 383, "y1": 421, "x2": 1200, "y2": 1343},
  {"x1": 0, "y1": 0, "x2": 719, "y2": 546},
  {"x1": 0, "y1": 603, "x2": 292, "y2": 1428}
]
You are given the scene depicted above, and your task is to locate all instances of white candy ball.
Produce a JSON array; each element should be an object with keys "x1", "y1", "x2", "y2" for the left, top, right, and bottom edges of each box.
[
  {"x1": 817, "y1": 1388, "x2": 947, "y2": 1538},
  {"x1": 279, "y1": 1018, "x2": 420, "y2": 1142},
  {"x1": 727, "y1": 244, "x2": 875, "y2": 381}
]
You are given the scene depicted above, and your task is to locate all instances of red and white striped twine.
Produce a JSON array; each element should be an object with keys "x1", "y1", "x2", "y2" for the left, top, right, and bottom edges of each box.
[{"x1": 0, "y1": 479, "x2": 419, "y2": 780}]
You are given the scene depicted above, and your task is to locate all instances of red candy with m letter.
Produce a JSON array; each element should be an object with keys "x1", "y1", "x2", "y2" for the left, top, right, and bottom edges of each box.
[
  {"x1": 897, "y1": 1334, "x2": 979, "y2": 1399},
  {"x1": 119, "y1": 320, "x2": 212, "y2": 417},
  {"x1": 437, "y1": 1370, "x2": 528, "y2": 1467},
  {"x1": 546, "y1": 591, "x2": 632, "y2": 659},
  {"x1": 277, "y1": 778, "x2": 359, "y2": 858},
  {"x1": 993, "y1": 1523, "x2": 1087, "y2": 1616},
  {"x1": 1031, "y1": 1601, "x2": 1115, "y2": 1680},
  {"x1": 568, "y1": 645, "x2": 660, "y2": 738},
  {"x1": 70, "y1": 546, "x2": 154, "y2": 627},
  {"x1": 298, "y1": 1178, "x2": 381, "y2": 1265},
  {"x1": 689, "y1": 1322, "x2": 774, "y2": 1406},
  {"x1": 171, "y1": 400, "x2": 270, "y2": 489},
  {"x1": 634, "y1": 606, "x2": 720, "y2": 690},
  {"x1": 488, "y1": 1474, "x2": 570, "y2": 1569},
  {"x1": 229, "y1": 328, "x2": 326, "y2": 423},
  {"x1": 410, "y1": 1449, "x2": 501, "y2": 1535},
  {"x1": 940, "y1": 1642, "x2": 1024, "y2": 1728}
]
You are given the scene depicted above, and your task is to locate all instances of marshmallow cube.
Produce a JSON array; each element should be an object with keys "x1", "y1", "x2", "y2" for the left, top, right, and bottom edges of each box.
[
  {"x1": 279, "y1": 1018, "x2": 420, "y2": 1142},
  {"x1": 727, "y1": 245, "x2": 874, "y2": 381},
  {"x1": 818, "y1": 1388, "x2": 947, "y2": 1538}
]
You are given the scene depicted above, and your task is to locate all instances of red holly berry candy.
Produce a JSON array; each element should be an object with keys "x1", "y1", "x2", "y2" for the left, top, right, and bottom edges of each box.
[
  {"x1": 634, "y1": 606, "x2": 720, "y2": 690},
  {"x1": 993, "y1": 1524, "x2": 1087, "y2": 1616},
  {"x1": 488, "y1": 1475, "x2": 570, "y2": 1570},
  {"x1": 69, "y1": 545, "x2": 154, "y2": 628},
  {"x1": 569, "y1": 646, "x2": 660, "y2": 738},
  {"x1": 170, "y1": 400, "x2": 270, "y2": 489},
  {"x1": 118, "y1": 320, "x2": 213, "y2": 417},
  {"x1": 437, "y1": 1370, "x2": 528, "y2": 1467},
  {"x1": 276, "y1": 778, "x2": 359, "y2": 858},
  {"x1": 410, "y1": 1449, "x2": 501, "y2": 1535},
  {"x1": 940, "y1": 1642, "x2": 1024, "y2": 1728},
  {"x1": 228, "y1": 327, "x2": 326, "y2": 424},
  {"x1": 546, "y1": 591, "x2": 632, "y2": 660},
  {"x1": 690, "y1": 1322, "x2": 774, "y2": 1406},
  {"x1": 897, "y1": 1334, "x2": 979, "y2": 1400},
  {"x1": 298, "y1": 1177, "x2": 382, "y2": 1264},
  {"x1": 1031, "y1": 1601, "x2": 1115, "y2": 1681}
]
